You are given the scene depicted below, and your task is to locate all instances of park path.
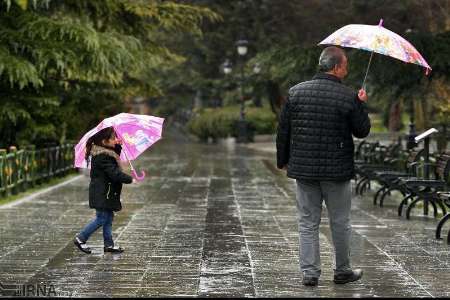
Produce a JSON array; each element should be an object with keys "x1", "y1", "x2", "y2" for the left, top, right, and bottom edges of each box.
[{"x1": 0, "y1": 133, "x2": 449, "y2": 297}]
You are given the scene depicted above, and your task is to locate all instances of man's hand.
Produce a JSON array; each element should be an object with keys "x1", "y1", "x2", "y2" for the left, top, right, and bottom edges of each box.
[
  {"x1": 282, "y1": 165, "x2": 288, "y2": 171},
  {"x1": 358, "y1": 89, "x2": 368, "y2": 102}
]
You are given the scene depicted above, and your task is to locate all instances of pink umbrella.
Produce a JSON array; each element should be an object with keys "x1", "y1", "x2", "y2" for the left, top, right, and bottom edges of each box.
[
  {"x1": 74, "y1": 113, "x2": 165, "y2": 181},
  {"x1": 319, "y1": 19, "x2": 432, "y2": 88}
]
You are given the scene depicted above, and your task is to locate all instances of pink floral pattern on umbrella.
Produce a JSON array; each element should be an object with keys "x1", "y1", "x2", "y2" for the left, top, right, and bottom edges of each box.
[
  {"x1": 74, "y1": 113, "x2": 164, "y2": 178},
  {"x1": 319, "y1": 20, "x2": 432, "y2": 74}
]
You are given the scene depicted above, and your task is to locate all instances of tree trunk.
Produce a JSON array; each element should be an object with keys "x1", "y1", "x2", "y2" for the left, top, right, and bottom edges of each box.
[
  {"x1": 388, "y1": 100, "x2": 402, "y2": 132},
  {"x1": 414, "y1": 99, "x2": 426, "y2": 131},
  {"x1": 194, "y1": 90, "x2": 203, "y2": 109},
  {"x1": 59, "y1": 122, "x2": 67, "y2": 145},
  {"x1": 266, "y1": 80, "x2": 285, "y2": 118}
]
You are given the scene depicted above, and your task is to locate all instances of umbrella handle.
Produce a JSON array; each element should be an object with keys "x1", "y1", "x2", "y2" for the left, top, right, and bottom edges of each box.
[
  {"x1": 132, "y1": 169, "x2": 146, "y2": 181},
  {"x1": 122, "y1": 149, "x2": 146, "y2": 181}
]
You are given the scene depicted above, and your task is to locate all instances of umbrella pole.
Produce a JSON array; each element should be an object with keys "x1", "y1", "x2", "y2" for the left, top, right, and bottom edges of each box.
[
  {"x1": 122, "y1": 150, "x2": 135, "y2": 171},
  {"x1": 361, "y1": 51, "x2": 375, "y2": 90}
]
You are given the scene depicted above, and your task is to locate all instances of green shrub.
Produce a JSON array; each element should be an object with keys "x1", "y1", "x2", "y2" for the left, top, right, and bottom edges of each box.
[
  {"x1": 187, "y1": 106, "x2": 277, "y2": 141},
  {"x1": 246, "y1": 107, "x2": 277, "y2": 134}
]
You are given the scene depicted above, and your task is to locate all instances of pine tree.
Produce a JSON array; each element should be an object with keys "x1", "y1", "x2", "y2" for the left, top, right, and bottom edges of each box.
[{"x1": 0, "y1": 0, "x2": 218, "y2": 147}]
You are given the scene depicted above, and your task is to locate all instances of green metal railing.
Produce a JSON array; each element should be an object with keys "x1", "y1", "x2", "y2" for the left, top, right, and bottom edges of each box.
[{"x1": 0, "y1": 143, "x2": 75, "y2": 197}]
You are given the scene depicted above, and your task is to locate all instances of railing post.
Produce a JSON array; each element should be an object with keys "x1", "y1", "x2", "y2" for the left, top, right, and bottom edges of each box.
[
  {"x1": 63, "y1": 144, "x2": 69, "y2": 174},
  {"x1": 45, "y1": 147, "x2": 51, "y2": 181},
  {"x1": 56, "y1": 145, "x2": 62, "y2": 176},
  {"x1": 26, "y1": 145, "x2": 36, "y2": 188},
  {"x1": 36, "y1": 148, "x2": 44, "y2": 184},
  {"x1": 47, "y1": 146, "x2": 52, "y2": 179},
  {"x1": 0, "y1": 149, "x2": 6, "y2": 197},
  {"x1": 16, "y1": 149, "x2": 26, "y2": 193},
  {"x1": 0, "y1": 143, "x2": 76, "y2": 200},
  {"x1": 62, "y1": 144, "x2": 67, "y2": 173},
  {"x1": 9, "y1": 146, "x2": 18, "y2": 195},
  {"x1": 50, "y1": 146, "x2": 56, "y2": 178},
  {"x1": 70, "y1": 143, "x2": 75, "y2": 172}
]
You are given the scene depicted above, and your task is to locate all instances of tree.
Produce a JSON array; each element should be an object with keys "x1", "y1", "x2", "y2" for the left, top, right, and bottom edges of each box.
[
  {"x1": 0, "y1": 0, "x2": 218, "y2": 147},
  {"x1": 179, "y1": 0, "x2": 450, "y2": 133}
]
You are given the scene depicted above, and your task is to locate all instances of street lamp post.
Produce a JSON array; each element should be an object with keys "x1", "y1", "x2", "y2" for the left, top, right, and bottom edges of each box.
[
  {"x1": 252, "y1": 63, "x2": 262, "y2": 107},
  {"x1": 253, "y1": 63, "x2": 261, "y2": 75},
  {"x1": 221, "y1": 39, "x2": 258, "y2": 143},
  {"x1": 235, "y1": 39, "x2": 250, "y2": 143},
  {"x1": 222, "y1": 59, "x2": 232, "y2": 75}
]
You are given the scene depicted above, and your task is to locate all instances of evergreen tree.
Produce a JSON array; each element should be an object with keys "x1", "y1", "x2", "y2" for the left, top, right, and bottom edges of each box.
[{"x1": 0, "y1": 0, "x2": 218, "y2": 147}]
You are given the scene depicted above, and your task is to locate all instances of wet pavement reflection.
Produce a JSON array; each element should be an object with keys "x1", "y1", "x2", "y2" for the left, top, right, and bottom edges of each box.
[{"x1": 0, "y1": 133, "x2": 448, "y2": 297}]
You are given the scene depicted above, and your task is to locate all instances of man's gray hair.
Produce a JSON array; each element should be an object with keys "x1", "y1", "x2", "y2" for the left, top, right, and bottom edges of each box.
[{"x1": 318, "y1": 46, "x2": 346, "y2": 72}]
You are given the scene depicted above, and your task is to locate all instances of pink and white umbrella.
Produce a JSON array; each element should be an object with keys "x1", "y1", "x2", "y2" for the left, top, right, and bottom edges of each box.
[
  {"x1": 319, "y1": 19, "x2": 432, "y2": 88},
  {"x1": 74, "y1": 113, "x2": 164, "y2": 180}
]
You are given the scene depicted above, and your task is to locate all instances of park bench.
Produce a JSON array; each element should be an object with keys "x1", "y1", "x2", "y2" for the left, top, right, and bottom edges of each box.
[
  {"x1": 353, "y1": 141, "x2": 381, "y2": 194},
  {"x1": 354, "y1": 141, "x2": 404, "y2": 196},
  {"x1": 436, "y1": 191, "x2": 450, "y2": 243},
  {"x1": 371, "y1": 149, "x2": 424, "y2": 207},
  {"x1": 398, "y1": 150, "x2": 450, "y2": 220},
  {"x1": 354, "y1": 140, "x2": 371, "y2": 161}
]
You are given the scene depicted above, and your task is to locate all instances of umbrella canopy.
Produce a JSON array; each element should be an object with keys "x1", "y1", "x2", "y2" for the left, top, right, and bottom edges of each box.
[
  {"x1": 74, "y1": 113, "x2": 164, "y2": 179},
  {"x1": 319, "y1": 19, "x2": 432, "y2": 86}
]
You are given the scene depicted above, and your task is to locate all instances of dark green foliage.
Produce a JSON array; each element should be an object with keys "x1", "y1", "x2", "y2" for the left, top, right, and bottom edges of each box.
[
  {"x1": 1, "y1": 0, "x2": 449, "y2": 146},
  {"x1": 0, "y1": 0, "x2": 218, "y2": 147},
  {"x1": 187, "y1": 105, "x2": 277, "y2": 141},
  {"x1": 180, "y1": 0, "x2": 450, "y2": 133}
]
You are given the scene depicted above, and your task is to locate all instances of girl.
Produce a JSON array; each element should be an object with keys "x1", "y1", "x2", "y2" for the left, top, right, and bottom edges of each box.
[{"x1": 74, "y1": 127, "x2": 134, "y2": 254}]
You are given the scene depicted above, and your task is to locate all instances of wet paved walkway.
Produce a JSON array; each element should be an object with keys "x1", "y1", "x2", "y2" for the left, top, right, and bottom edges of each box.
[{"x1": 0, "y1": 134, "x2": 449, "y2": 297}]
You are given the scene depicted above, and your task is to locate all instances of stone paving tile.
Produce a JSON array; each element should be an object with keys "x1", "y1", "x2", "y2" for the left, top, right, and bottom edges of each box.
[{"x1": 0, "y1": 137, "x2": 449, "y2": 297}]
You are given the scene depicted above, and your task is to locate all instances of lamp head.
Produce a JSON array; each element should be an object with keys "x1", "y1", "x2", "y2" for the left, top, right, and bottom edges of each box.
[{"x1": 236, "y1": 40, "x2": 249, "y2": 56}]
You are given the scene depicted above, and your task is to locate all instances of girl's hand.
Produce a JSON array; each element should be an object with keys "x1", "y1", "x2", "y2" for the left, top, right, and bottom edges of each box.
[{"x1": 132, "y1": 178, "x2": 138, "y2": 184}]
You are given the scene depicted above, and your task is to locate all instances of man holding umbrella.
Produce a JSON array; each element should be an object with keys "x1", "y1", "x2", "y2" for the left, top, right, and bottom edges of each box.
[{"x1": 276, "y1": 46, "x2": 371, "y2": 286}]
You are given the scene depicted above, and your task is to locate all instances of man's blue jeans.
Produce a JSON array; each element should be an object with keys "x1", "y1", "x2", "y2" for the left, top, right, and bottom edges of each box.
[{"x1": 78, "y1": 210, "x2": 114, "y2": 247}]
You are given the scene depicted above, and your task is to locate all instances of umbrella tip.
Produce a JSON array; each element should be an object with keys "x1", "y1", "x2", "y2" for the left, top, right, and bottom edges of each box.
[{"x1": 378, "y1": 19, "x2": 383, "y2": 27}]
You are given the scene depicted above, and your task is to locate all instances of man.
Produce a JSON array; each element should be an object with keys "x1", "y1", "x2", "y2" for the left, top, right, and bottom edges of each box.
[{"x1": 276, "y1": 46, "x2": 371, "y2": 286}]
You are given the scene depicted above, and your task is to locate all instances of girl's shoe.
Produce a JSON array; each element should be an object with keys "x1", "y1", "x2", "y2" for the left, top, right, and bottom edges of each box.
[
  {"x1": 73, "y1": 237, "x2": 92, "y2": 254},
  {"x1": 104, "y1": 246, "x2": 124, "y2": 253}
]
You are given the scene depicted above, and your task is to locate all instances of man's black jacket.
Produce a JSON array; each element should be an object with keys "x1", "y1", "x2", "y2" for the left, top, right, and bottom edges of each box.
[{"x1": 276, "y1": 73, "x2": 371, "y2": 181}]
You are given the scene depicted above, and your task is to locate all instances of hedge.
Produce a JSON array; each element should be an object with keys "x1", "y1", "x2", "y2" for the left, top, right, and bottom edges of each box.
[{"x1": 187, "y1": 106, "x2": 277, "y2": 142}]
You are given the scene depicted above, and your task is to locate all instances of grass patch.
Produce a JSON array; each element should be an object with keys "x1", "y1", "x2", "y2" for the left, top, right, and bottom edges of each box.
[
  {"x1": 369, "y1": 113, "x2": 388, "y2": 133},
  {"x1": 369, "y1": 113, "x2": 410, "y2": 134},
  {"x1": 0, "y1": 172, "x2": 79, "y2": 207}
]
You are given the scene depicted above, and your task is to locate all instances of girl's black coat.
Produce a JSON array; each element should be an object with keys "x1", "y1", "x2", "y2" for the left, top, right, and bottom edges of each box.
[{"x1": 88, "y1": 149, "x2": 133, "y2": 212}]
